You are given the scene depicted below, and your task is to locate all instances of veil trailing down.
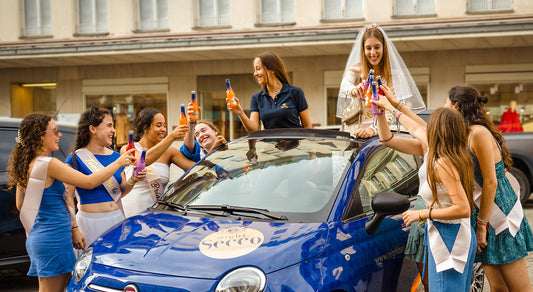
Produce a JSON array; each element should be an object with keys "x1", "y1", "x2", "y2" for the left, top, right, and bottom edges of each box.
[{"x1": 336, "y1": 24, "x2": 426, "y2": 117}]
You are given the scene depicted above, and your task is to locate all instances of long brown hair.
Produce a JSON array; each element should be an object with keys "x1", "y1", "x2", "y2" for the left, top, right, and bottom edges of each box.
[
  {"x1": 134, "y1": 108, "x2": 161, "y2": 141},
  {"x1": 255, "y1": 51, "x2": 291, "y2": 88},
  {"x1": 426, "y1": 108, "x2": 474, "y2": 210},
  {"x1": 8, "y1": 114, "x2": 52, "y2": 188},
  {"x1": 448, "y1": 86, "x2": 512, "y2": 170},
  {"x1": 351, "y1": 26, "x2": 392, "y2": 85},
  {"x1": 71, "y1": 106, "x2": 112, "y2": 151}
]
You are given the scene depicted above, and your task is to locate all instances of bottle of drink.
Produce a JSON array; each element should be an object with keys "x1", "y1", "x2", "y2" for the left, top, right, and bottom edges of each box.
[
  {"x1": 225, "y1": 79, "x2": 238, "y2": 109},
  {"x1": 179, "y1": 104, "x2": 188, "y2": 126},
  {"x1": 365, "y1": 74, "x2": 374, "y2": 108},
  {"x1": 371, "y1": 81, "x2": 383, "y2": 115},
  {"x1": 125, "y1": 130, "x2": 136, "y2": 162},
  {"x1": 133, "y1": 148, "x2": 146, "y2": 178},
  {"x1": 376, "y1": 75, "x2": 385, "y2": 96},
  {"x1": 190, "y1": 91, "x2": 199, "y2": 121},
  {"x1": 363, "y1": 69, "x2": 374, "y2": 92}
]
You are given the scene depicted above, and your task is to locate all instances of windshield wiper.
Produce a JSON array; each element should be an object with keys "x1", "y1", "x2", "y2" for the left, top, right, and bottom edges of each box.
[
  {"x1": 186, "y1": 204, "x2": 288, "y2": 220},
  {"x1": 156, "y1": 200, "x2": 230, "y2": 217}
]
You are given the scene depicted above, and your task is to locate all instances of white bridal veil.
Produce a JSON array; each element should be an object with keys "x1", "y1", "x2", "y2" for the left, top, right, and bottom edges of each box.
[{"x1": 336, "y1": 24, "x2": 426, "y2": 117}]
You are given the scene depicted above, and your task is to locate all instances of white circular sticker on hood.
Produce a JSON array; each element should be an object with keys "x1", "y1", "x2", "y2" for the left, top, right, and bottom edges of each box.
[{"x1": 199, "y1": 227, "x2": 264, "y2": 259}]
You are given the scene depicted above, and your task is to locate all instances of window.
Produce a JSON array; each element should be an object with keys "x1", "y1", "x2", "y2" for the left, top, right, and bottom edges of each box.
[
  {"x1": 23, "y1": 0, "x2": 52, "y2": 36},
  {"x1": 11, "y1": 83, "x2": 56, "y2": 118},
  {"x1": 323, "y1": 0, "x2": 363, "y2": 20},
  {"x1": 137, "y1": 0, "x2": 169, "y2": 31},
  {"x1": 78, "y1": 0, "x2": 108, "y2": 34},
  {"x1": 197, "y1": 0, "x2": 230, "y2": 27},
  {"x1": 394, "y1": 0, "x2": 435, "y2": 17},
  {"x1": 358, "y1": 147, "x2": 419, "y2": 213},
  {"x1": 467, "y1": 0, "x2": 512, "y2": 13},
  {"x1": 260, "y1": 0, "x2": 294, "y2": 24}
]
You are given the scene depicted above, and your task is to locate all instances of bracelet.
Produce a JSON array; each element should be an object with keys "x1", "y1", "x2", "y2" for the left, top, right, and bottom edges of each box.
[
  {"x1": 419, "y1": 210, "x2": 424, "y2": 221},
  {"x1": 392, "y1": 108, "x2": 399, "y2": 115},
  {"x1": 71, "y1": 226, "x2": 78, "y2": 229},
  {"x1": 127, "y1": 179, "x2": 136, "y2": 186},
  {"x1": 476, "y1": 220, "x2": 488, "y2": 226},
  {"x1": 393, "y1": 100, "x2": 401, "y2": 108},
  {"x1": 395, "y1": 111, "x2": 403, "y2": 120},
  {"x1": 428, "y1": 207, "x2": 433, "y2": 220},
  {"x1": 477, "y1": 216, "x2": 489, "y2": 223},
  {"x1": 379, "y1": 134, "x2": 394, "y2": 143}
]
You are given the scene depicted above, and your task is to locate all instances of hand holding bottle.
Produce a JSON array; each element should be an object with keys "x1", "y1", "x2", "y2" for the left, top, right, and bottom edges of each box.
[{"x1": 116, "y1": 149, "x2": 136, "y2": 167}]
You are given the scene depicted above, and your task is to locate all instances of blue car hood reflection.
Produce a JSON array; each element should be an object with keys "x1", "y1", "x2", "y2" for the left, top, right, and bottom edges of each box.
[{"x1": 92, "y1": 212, "x2": 328, "y2": 279}]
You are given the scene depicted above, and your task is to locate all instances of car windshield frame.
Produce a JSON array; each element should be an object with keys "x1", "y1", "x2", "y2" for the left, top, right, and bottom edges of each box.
[{"x1": 157, "y1": 132, "x2": 359, "y2": 222}]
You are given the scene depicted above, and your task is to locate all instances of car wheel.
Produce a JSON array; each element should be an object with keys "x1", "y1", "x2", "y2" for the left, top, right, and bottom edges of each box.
[
  {"x1": 470, "y1": 263, "x2": 484, "y2": 292},
  {"x1": 508, "y1": 167, "x2": 530, "y2": 205}
]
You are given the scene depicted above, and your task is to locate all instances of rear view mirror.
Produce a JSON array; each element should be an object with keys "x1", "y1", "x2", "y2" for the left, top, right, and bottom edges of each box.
[{"x1": 365, "y1": 192, "x2": 410, "y2": 235}]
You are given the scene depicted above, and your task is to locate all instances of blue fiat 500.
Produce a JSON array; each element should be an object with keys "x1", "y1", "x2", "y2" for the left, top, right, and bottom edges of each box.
[{"x1": 67, "y1": 129, "x2": 424, "y2": 292}]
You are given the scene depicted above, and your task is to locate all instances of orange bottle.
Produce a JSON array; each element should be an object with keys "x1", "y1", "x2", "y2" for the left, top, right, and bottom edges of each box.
[
  {"x1": 365, "y1": 78, "x2": 373, "y2": 108},
  {"x1": 225, "y1": 79, "x2": 238, "y2": 109},
  {"x1": 179, "y1": 104, "x2": 188, "y2": 132},
  {"x1": 189, "y1": 91, "x2": 199, "y2": 121}
]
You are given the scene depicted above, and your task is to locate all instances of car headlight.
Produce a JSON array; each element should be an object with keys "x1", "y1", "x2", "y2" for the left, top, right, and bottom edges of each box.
[
  {"x1": 216, "y1": 267, "x2": 266, "y2": 292},
  {"x1": 73, "y1": 247, "x2": 93, "y2": 284}
]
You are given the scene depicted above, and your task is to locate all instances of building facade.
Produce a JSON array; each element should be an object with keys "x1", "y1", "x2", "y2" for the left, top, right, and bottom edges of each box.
[{"x1": 1, "y1": 0, "x2": 533, "y2": 144}]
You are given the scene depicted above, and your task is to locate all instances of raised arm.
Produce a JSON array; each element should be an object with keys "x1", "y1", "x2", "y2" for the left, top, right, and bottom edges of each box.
[
  {"x1": 144, "y1": 124, "x2": 187, "y2": 166},
  {"x1": 50, "y1": 150, "x2": 134, "y2": 189},
  {"x1": 228, "y1": 97, "x2": 260, "y2": 132}
]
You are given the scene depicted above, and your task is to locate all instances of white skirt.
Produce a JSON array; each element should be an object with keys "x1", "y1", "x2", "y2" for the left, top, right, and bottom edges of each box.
[{"x1": 76, "y1": 209, "x2": 124, "y2": 255}]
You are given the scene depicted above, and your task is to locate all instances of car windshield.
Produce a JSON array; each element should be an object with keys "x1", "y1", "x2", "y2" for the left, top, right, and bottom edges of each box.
[{"x1": 158, "y1": 136, "x2": 358, "y2": 221}]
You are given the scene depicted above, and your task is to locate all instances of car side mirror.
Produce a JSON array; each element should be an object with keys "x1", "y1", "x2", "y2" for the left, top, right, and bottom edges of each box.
[{"x1": 365, "y1": 192, "x2": 410, "y2": 235}]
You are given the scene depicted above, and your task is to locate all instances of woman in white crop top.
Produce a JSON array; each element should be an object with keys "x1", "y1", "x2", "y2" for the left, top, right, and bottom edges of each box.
[{"x1": 372, "y1": 85, "x2": 477, "y2": 292}]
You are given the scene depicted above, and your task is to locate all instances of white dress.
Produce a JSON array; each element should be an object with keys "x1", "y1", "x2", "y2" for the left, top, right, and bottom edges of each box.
[{"x1": 122, "y1": 162, "x2": 170, "y2": 218}]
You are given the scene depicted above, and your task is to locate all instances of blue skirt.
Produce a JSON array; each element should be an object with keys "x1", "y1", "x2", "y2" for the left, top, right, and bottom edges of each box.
[{"x1": 426, "y1": 221, "x2": 476, "y2": 292}]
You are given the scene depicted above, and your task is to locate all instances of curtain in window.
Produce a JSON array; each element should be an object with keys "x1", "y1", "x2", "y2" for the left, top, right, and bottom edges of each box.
[
  {"x1": 139, "y1": 0, "x2": 168, "y2": 30},
  {"x1": 24, "y1": 0, "x2": 52, "y2": 36},
  {"x1": 198, "y1": 0, "x2": 230, "y2": 27},
  {"x1": 79, "y1": 0, "x2": 108, "y2": 33},
  {"x1": 261, "y1": 0, "x2": 294, "y2": 24}
]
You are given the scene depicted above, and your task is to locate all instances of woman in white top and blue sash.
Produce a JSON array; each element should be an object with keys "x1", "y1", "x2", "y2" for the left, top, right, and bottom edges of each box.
[
  {"x1": 373, "y1": 86, "x2": 477, "y2": 291},
  {"x1": 8, "y1": 113, "x2": 134, "y2": 292}
]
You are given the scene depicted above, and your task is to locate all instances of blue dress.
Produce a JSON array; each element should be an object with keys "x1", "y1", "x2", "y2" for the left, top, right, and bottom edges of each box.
[
  {"x1": 470, "y1": 154, "x2": 533, "y2": 264},
  {"x1": 25, "y1": 179, "x2": 76, "y2": 277}
]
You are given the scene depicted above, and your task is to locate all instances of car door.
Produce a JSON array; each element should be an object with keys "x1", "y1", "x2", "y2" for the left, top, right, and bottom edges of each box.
[{"x1": 320, "y1": 145, "x2": 421, "y2": 291}]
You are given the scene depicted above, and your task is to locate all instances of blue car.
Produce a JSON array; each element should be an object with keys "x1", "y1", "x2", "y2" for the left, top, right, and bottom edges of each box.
[{"x1": 66, "y1": 129, "x2": 468, "y2": 291}]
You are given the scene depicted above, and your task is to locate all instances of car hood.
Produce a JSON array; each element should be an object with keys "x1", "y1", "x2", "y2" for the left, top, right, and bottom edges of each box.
[{"x1": 91, "y1": 211, "x2": 328, "y2": 279}]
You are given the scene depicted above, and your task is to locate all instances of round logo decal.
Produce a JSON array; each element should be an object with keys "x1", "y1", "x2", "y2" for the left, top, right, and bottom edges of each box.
[{"x1": 199, "y1": 227, "x2": 264, "y2": 259}]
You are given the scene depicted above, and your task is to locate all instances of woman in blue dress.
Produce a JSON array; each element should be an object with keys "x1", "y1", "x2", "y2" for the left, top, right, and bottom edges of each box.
[
  {"x1": 7, "y1": 113, "x2": 134, "y2": 291},
  {"x1": 446, "y1": 86, "x2": 533, "y2": 292}
]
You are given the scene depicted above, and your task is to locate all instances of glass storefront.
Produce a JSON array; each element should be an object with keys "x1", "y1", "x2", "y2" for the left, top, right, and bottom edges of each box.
[
  {"x1": 85, "y1": 93, "x2": 167, "y2": 148},
  {"x1": 197, "y1": 74, "x2": 261, "y2": 140},
  {"x1": 472, "y1": 83, "x2": 533, "y2": 132},
  {"x1": 10, "y1": 83, "x2": 57, "y2": 118}
]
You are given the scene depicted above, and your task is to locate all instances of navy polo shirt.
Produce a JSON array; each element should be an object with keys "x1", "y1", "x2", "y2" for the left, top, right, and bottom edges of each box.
[{"x1": 250, "y1": 83, "x2": 308, "y2": 129}]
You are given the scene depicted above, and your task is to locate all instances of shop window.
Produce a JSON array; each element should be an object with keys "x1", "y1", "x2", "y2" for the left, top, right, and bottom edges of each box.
[
  {"x1": 23, "y1": 0, "x2": 52, "y2": 37},
  {"x1": 10, "y1": 82, "x2": 56, "y2": 118},
  {"x1": 137, "y1": 0, "x2": 169, "y2": 31},
  {"x1": 197, "y1": 74, "x2": 260, "y2": 141},
  {"x1": 85, "y1": 93, "x2": 167, "y2": 148},
  {"x1": 323, "y1": 0, "x2": 363, "y2": 21},
  {"x1": 393, "y1": 0, "x2": 435, "y2": 17},
  {"x1": 197, "y1": 0, "x2": 230, "y2": 27},
  {"x1": 260, "y1": 0, "x2": 295, "y2": 25},
  {"x1": 78, "y1": 0, "x2": 108, "y2": 34}
]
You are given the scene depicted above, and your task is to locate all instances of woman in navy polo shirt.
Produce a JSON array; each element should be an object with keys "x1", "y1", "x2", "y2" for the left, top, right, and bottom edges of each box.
[{"x1": 229, "y1": 51, "x2": 312, "y2": 131}]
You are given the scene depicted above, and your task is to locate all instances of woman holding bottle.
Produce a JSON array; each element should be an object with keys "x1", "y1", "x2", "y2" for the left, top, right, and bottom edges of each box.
[
  {"x1": 372, "y1": 87, "x2": 476, "y2": 291},
  {"x1": 337, "y1": 23, "x2": 425, "y2": 138},
  {"x1": 446, "y1": 86, "x2": 533, "y2": 292},
  {"x1": 228, "y1": 51, "x2": 312, "y2": 131},
  {"x1": 120, "y1": 108, "x2": 195, "y2": 218},
  {"x1": 8, "y1": 113, "x2": 134, "y2": 291}
]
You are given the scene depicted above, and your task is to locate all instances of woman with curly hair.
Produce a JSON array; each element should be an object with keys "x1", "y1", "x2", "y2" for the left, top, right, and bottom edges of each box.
[{"x1": 8, "y1": 113, "x2": 134, "y2": 291}]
